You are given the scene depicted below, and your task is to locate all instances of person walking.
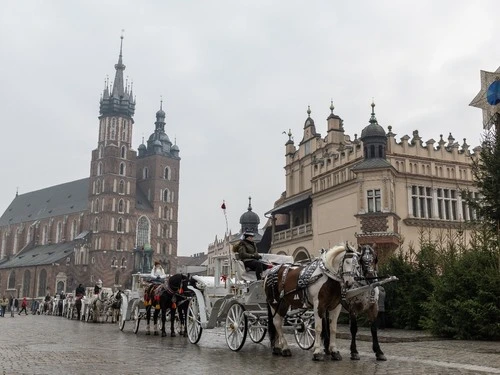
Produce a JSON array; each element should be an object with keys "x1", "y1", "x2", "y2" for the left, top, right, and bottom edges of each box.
[
  {"x1": 377, "y1": 286, "x2": 387, "y2": 329},
  {"x1": 0, "y1": 296, "x2": 8, "y2": 317},
  {"x1": 18, "y1": 297, "x2": 28, "y2": 315}
]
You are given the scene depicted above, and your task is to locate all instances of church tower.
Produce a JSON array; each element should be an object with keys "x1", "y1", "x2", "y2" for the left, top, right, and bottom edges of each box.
[
  {"x1": 88, "y1": 35, "x2": 138, "y2": 281},
  {"x1": 136, "y1": 101, "x2": 180, "y2": 274}
]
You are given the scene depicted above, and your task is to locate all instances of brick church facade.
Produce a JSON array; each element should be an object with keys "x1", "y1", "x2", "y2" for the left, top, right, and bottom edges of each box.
[{"x1": 0, "y1": 37, "x2": 180, "y2": 298}]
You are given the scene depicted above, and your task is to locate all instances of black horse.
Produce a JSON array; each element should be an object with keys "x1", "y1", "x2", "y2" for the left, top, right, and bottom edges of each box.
[{"x1": 144, "y1": 273, "x2": 194, "y2": 337}]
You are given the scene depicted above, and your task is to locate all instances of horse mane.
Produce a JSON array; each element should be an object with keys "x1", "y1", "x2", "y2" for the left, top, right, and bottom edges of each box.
[{"x1": 323, "y1": 244, "x2": 347, "y2": 274}]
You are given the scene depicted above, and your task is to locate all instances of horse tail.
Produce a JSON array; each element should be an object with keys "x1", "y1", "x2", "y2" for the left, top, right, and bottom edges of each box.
[{"x1": 267, "y1": 302, "x2": 276, "y2": 347}]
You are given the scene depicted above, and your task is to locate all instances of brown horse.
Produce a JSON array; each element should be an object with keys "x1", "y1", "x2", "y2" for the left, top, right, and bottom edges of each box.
[
  {"x1": 343, "y1": 244, "x2": 387, "y2": 361},
  {"x1": 265, "y1": 244, "x2": 359, "y2": 360}
]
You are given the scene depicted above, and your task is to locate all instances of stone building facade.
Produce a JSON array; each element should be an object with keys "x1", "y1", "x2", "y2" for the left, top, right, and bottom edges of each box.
[
  {"x1": 0, "y1": 38, "x2": 181, "y2": 298},
  {"x1": 266, "y1": 102, "x2": 479, "y2": 262}
]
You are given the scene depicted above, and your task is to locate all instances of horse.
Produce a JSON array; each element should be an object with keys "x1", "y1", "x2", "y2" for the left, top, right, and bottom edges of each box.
[
  {"x1": 144, "y1": 273, "x2": 193, "y2": 337},
  {"x1": 105, "y1": 290, "x2": 123, "y2": 323},
  {"x1": 43, "y1": 297, "x2": 54, "y2": 315},
  {"x1": 89, "y1": 290, "x2": 109, "y2": 323},
  {"x1": 265, "y1": 244, "x2": 359, "y2": 360},
  {"x1": 341, "y1": 244, "x2": 387, "y2": 361}
]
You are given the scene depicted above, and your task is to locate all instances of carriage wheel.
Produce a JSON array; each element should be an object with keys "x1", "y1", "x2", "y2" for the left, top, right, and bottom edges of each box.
[
  {"x1": 186, "y1": 297, "x2": 202, "y2": 344},
  {"x1": 294, "y1": 314, "x2": 315, "y2": 350},
  {"x1": 248, "y1": 316, "x2": 267, "y2": 344},
  {"x1": 225, "y1": 303, "x2": 247, "y2": 351},
  {"x1": 133, "y1": 304, "x2": 141, "y2": 334}
]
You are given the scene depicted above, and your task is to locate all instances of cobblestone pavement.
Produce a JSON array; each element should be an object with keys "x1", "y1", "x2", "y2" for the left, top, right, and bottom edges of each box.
[{"x1": 0, "y1": 314, "x2": 499, "y2": 375}]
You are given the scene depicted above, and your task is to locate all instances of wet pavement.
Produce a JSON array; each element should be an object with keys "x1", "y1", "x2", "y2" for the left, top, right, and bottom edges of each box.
[{"x1": 0, "y1": 314, "x2": 499, "y2": 375}]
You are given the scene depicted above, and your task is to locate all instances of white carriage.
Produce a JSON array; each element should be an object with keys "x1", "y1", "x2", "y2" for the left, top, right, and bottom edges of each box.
[
  {"x1": 186, "y1": 253, "x2": 316, "y2": 351},
  {"x1": 85, "y1": 287, "x2": 113, "y2": 323},
  {"x1": 118, "y1": 273, "x2": 150, "y2": 332}
]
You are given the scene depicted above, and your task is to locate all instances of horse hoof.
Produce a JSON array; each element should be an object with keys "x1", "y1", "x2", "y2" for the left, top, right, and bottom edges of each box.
[
  {"x1": 161, "y1": 332, "x2": 167, "y2": 337},
  {"x1": 376, "y1": 353, "x2": 387, "y2": 361},
  {"x1": 312, "y1": 353, "x2": 324, "y2": 361},
  {"x1": 281, "y1": 349, "x2": 292, "y2": 357},
  {"x1": 350, "y1": 353, "x2": 360, "y2": 360},
  {"x1": 330, "y1": 351, "x2": 342, "y2": 361},
  {"x1": 154, "y1": 331, "x2": 159, "y2": 336},
  {"x1": 146, "y1": 331, "x2": 151, "y2": 336},
  {"x1": 272, "y1": 347, "x2": 282, "y2": 356}
]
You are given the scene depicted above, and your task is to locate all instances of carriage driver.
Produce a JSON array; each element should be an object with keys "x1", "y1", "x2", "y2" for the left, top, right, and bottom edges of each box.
[
  {"x1": 150, "y1": 260, "x2": 166, "y2": 281},
  {"x1": 94, "y1": 279, "x2": 103, "y2": 295},
  {"x1": 235, "y1": 231, "x2": 263, "y2": 280}
]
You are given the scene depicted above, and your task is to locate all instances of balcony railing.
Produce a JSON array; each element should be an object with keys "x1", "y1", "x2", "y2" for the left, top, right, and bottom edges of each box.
[{"x1": 273, "y1": 223, "x2": 312, "y2": 243}]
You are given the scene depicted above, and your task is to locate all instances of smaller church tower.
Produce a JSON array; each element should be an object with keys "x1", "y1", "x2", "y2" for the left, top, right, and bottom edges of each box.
[
  {"x1": 239, "y1": 197, "x2": 260, "y2": 238},
  {"x1": 136, "y1": 100, "x2": 180, "y2": 273}
]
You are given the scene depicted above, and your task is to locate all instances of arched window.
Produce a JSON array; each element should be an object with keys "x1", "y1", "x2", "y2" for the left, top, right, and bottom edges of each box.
[
  {"x1": 164, "y1": 167, "x2": 170, "y2": 180},
  {"x1": 8, "y1": 270, "x2": 16, "y2": 289},
  {"x1": 38, "y1": 269, "x2": 47, "y2": 297},
  {"x1": 112, "y1": 257, "x2": 117, "y2": 267},
  {"x1": 94, "y1": 218, "x2": 99, "y2": 232},
  {"x1": 98, "y1": 145, "x2": 103, "y2": 159},
  {"x1": 95, "y1": 199, "x2": 99, "y2": 213},
  {"x1": 162, "y1": 224, "x2": 168, "y2": 238},
  {"x1": 119, "y1": 163, "x2": 125, "y2": 176},
  {"x1": 23, "y1": 270, "x2": 31, "y2": 297},
  {"x1": 163, "y1": 189, "x2": 170, "y2": 202},
  {"x1": 163, "y1": 206, "x2": 168, "y2": 219},
  {"x1": 42, "y1": 225, "x2": 47, "y2": 245},
  {"x1": 56, "y1": 222, "x2": 62, "y2": 243},
  {"x1": 121, "y1": 146, "x2": 126, "y2": 158},
  {"x1": 136, "y1": 216, "x2": 150, "y2": 249},
  {"x1": 71, "y1": 220, "x2": 77, "y2": 240},
  {"x1": 118, "y1": 199, "x2": 124, "y2": 213},
  {"x1": 97, "y1": 162, "x2": 103, "y2": 176},
  {"x1": 96, "y1": 179, "x2": 102, "y2": 194},
  {"x1": 117, "y1": 238, "x2": 122, "y2": 250},
  {"x1": 119, "y1": 180, "x2": 125, "y2": 194},
  {"x1": 56, "y1": 281, "x2": 65, "y2": 294},
  {"x1": 110, "y1": 118, "x2": 116, "y2": 140},
  {"x1": 162, "y1": 243, "x2": 167, "y2": 255},
  {"x1": 143, "y1": 167, "x2": 149, "y2": 179},
  {"x1": 121, "y1": 257, "x2": 126, "y2": 267},
  {"x1": 117, "y1": 218, "x2": 123, "y2": 233}
]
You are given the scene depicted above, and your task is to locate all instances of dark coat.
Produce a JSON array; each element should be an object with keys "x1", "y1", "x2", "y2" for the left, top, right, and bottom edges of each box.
[{"x1": 236, "y1": 239, "x2": 260, "y2": 262}]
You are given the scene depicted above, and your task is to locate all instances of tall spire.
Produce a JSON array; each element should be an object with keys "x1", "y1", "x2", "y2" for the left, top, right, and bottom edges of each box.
[{"x1": 112, "y1": 30, "x2": 126, "y2": 98}]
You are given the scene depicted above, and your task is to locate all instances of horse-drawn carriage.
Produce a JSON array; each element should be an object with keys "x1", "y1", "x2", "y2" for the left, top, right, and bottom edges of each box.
[{"x1": 184, "y1": 252, "x2": 317, "y2": 351}]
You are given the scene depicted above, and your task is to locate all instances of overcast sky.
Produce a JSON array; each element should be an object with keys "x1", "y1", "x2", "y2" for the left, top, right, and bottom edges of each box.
[{"x1": 0, "y1": 1, "x2": 498, "y2": 256}]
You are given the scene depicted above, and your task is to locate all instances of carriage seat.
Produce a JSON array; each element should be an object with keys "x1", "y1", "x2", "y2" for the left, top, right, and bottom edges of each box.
[{"x1": 232, "y1": 253, "x2": 257, "y2": 282}]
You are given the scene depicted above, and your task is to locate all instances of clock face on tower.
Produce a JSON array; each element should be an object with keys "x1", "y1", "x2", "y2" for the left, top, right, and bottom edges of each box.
[{"x1": 487, "y1": 80, "x2": 500, "y2": 106}]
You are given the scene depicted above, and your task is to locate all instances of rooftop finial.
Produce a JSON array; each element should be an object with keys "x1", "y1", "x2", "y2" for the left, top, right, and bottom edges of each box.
[
  {"x1": 160, "y1": 95, "x2": 163, "y2": 111},
  {"x1": 330, "y1": 99, "x2": 334, "y2": 114},
  {"x1": 307, "y1": 105, "x2": 311, "y2": 117},
  {"x1": 369, "y1": 99, "x2": 377, "y2": 124},
  {"x1": 120, "y1": 29, "x2": 124, "y2": 57},
  {"x1": 248, "y1": 196, "x2": 252, "y2": 211}
]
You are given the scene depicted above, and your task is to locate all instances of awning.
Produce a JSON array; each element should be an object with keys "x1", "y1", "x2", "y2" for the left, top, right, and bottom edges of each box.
[{"x1": 265, "y1": 192, "x2": 311, "y2": 215}]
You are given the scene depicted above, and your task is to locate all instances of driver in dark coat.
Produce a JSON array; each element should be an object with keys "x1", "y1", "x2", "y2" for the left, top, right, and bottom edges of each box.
[{"x1": 236, "y1": 231, "x2": 263, "y2": 280}]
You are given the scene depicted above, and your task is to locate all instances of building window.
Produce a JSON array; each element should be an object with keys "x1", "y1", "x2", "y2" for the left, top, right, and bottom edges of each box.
[
  {"x1": 136, "y1": 216, "x2": 150, "y2": 249},
  {"x1": 121, "y1": 257, "x2": 126, "y2": 268},
  {"x1": 163, "y1": 206, "x2": 168, "y2": 219},
  {"x1": 96, "y1": 179, "x2": 102, "y2": 194},
  {"x1": 56, "y1": 222, "x2": 62, "y2": 243},
  {"x1": 117, "y1": 218, "x2": 124, "y2": 233},
  {"x1": 38, "y1": 269, "x2": 47, "y2": 297},
  {"x1": 119, "y1": 163, "x2": 125, "y2": 176},
  {"x1": 118, "y1": 199, "x2": 124, "y2": 213},
  {"x1": 111, "y1": 118, "x2": 116, "y2": 140},
  {"x1": 162, "y1": 243, "x2": 167, "y2": 255},
  {"x1": 98, "y1": 145, "x2": 103, "y2": 159},
  {"x1": 94, "y1": 218, "x2": 99, "y2": 233},
  {"x1": 162, "y1": 224, "x2": 168, "y2": 238},
  {"x1": 117, "y1": 238, "x2": 122, "y2": 250},
  {"x1": 411, "y1": 186, "x2": 433, "y2": 218},
  {"x1": 163, "y1": 189, "x2": 170, "y2": 202},
  {"x1": 23, "y1": 270, "x2": 31, "y2": 297},
  {"x1": 114, "y1": 271, "x2": 120, "y2": 285},
  {"x1": 8, "y1": 270, "x2": 16, "y2": 289},
  {"x1": 143, "y1": 167, "x2": 149, "y2": 179},
  {"x1": 121, "y1": 146, "x2": 126, "y2": 158},
  {"x1": 112, "y1": 257, "x2": 117, "y2": 267},
  {"x1": 97, "y1": 162, "x2": 103, "y2": 176},
  {"x1": 437, "y1": 188, "x2": 458, "y2": 220},
  {"x1": 164, "y1": 167, "x2": 170, "y2": 180},
  {"x1": 91, "y1": 257, "x2": 95, "y2": 264},
  {"x1": 367, "y1": 189, "x2": 381, "y2": 213},
  {"x1": 119, "y1": 180, "x2": 125, "y2": 194}
]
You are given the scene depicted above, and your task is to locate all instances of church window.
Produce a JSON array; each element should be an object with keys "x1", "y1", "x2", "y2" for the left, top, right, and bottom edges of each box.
[
  {"x1": 367, "y1": 189, "x2": 381, "y2": 213},
  {"x1": 117, "y1": 238, "x2": 122, "y2": 250},
  {"x1": 38, "y1": 269, "x2": 47, "y2": 297},
  {"x1": 98, "y1": 145, "x2": 103, "y2": 159},
  {"x1": 162, "y1": 243, "x2": 167, "y2": 255},
  {"x1": 111, "y1": 118, "x2": 116, "y2": 140},
  {"x1": 71, "y1": 220, "x2": 77, "y2": 240},
  {"x1": 42, "y1": 226, "x2": 47, "y2": 245},
  {"x1": 112, "y1": 257, "x2": 117, "y2": 267},
  {"x1": 56, "y1": 222, "x2": 62, "y2": 243},
  {"x1": 118, "y1": 199, "x2": 124, "y2": 213},
  {"x1": 23, "y1": 270, "x2": 31, "y2": 297},
  {"x1": 143, "y1": 167, "x2": 149, "y2": 179},
  {"x1": 95, "y1": 199, "x2": 99, "y2": 213},
  {"x1": 8, "y1": 270, "x2": 16, "y2": 289},
  {"x1": 164, "y1": 167, "x2": 170, "y2": 180},
  {"x1": 115, "y1": 271, "x2": 120, "y2": 285},
  {"x1": 162, "y1": 224, "x2": 168, "y2": 238},
  {"x1": 163, "y1": 189, "x2": 170, "y2": 202},
  {"x1": 163, "y1": 206, "x2": 169, "y2": 220},
  {"x1": 136, "y1": 216, "x2": 150, "y2": 249},
  {"x1": 117, "y1": 218, "x2": 124, "y2": 233},
  {"x1": 119, "y1": 180, "x2": 125, "y2": 194},
  {"x1": 97, "y1": 162, "x2": 103, "y2": 176},
  {"x1": 96, "y1": 179, "x2": 102, "y2": 194},
  {"x1": 121, "y1": 257, "x2": 126, "y2": 267},
  {"x1": 119, "y1": 163, "x2": 125, "y2": 176},
  {"x1": 121, "y1": 146, "x2": 126, "y2": 159},
  {"x1": 94, "y1": 218, "x2": 99, "y2": 232}
]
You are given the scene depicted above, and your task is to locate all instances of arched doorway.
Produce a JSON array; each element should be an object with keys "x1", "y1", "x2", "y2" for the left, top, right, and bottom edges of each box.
[{"x1": 293, "y1": 247, "x2": 310, "y2": 263}]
